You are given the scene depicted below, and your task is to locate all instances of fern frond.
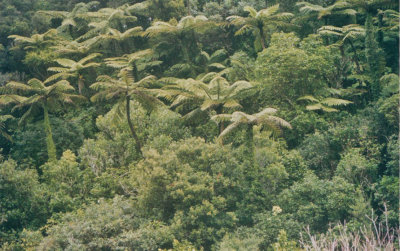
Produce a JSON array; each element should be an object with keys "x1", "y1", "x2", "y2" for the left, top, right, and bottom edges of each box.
[
  {"x1": 320, "y1": 97, "x2": 353, "y2": 106},
  {"x1": 297, "y1": 95, "x2": 319, "y2": 102},
  {"x1": 79, "y1": 53, "x2": 101, "y2": 64},
  {"x1": 5, "y1": 81, "x2": 33, "y2": 92}
]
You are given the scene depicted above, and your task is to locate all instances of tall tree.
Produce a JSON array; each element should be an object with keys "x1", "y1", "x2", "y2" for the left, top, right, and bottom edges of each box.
[
  {"x1": 38, "y1": 1, "x2": 99, "y2": 38},
  {"x1": 8, "y1": 29, "x2": 58, "y2": 51},
  {"x1": 47, "y1": 53, "x2": 101, "y2": 94},
  {"x1": 90, "y1": 68, "x2": 161, "y2": 155},
  {"x1": 364, "y1": 15, "x2": 386, "y2": 99},
  {"x1": 227, "y1": 4, "x2": 293, "y2": 51},
  {"x1": 0, "y1": 78, "x2": 84, "y2": 161},
  {"x1": 212, "y1": 108, "x2": 291, "y2": 153},
  {"x1": 296, "y1": 1, "x2": 357, "y2": 25},
  {"x1": 318, "y1": 24, "x2": 365, "y2": 72},
  {"x1": 144, "y1": 15, "x2": 214, "y2": 77},
  {"x1": 159, "y1": 76, "x2": 252, "y2": 133}
]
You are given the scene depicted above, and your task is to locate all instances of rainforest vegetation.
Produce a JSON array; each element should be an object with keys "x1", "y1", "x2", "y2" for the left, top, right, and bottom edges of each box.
[{"x1": 0, "y1": 0, "x2": 398, "y2": 250}]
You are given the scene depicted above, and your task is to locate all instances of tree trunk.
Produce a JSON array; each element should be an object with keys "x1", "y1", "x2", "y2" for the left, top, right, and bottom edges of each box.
[
  {"x1": 259, "y1": 26, "x2": 266, "y2": 50},
  {"x1": 43, "y1": 104, "x2": 57, "y2": 162},
  {"x1": 186, "y1": 0, "x2": 191, "y2": 16},
  {"x1": 126, "y1": 96, "x2": 142, "y2": 156},
  {"x1": 246, "y1": 124, "x2": 255, "y2": 159},
  {"x1": 348, "y1": 39, "x2": 361, "y2": 73},
  {"x1": 78, "y1": 75, "x2": 84, "y2": 95}
]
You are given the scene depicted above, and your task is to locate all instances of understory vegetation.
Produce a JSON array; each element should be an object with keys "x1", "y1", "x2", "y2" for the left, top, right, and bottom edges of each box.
[{"x1": 0, "y1": 0, "x2": 398, "y2": 250}]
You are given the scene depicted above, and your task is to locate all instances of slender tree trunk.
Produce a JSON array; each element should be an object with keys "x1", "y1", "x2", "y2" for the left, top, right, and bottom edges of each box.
[
  {"x1": 348, "y1": 39, "x2": 361, "y2": 73},
  {"x1": 259, "y1": 26, "x2": 266, "y2": 50},
  {"x1": 186, "y1": 0, "x2": 191, "y2": 15},
  {"x1": 78, "y1": 75, "x2": 84, "y2": 95},
  {"x1": 43, "y1": 104, "x2": 57, "y2": 162},
  {"x1": 215, "y1": 105, "x2": 224, "y2": 134},
  {"x1": 126, "y1": 95, "x2": 142, "y2": 155},
  {"x1": 246, "y1": 124, "x2": 255, "y2": 160}
]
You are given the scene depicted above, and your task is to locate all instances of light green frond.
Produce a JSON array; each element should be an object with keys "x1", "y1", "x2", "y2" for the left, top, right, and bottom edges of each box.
[
  {"x1": 321, "y1": 106, "x2": 339, "y2": 112},
  {"x1": 0, "y1": 95, "x2": 26, "y2": 105},
  {"x1": 144, "y1": 22, "x2": 177, "y2": 37},
  {"x1": 199, "y1": 72, "x2": 218, "y2": 83},
  {"x1": 219, "y1": 121, "x2": 241, "y2": 139},
  {"x1": 44, "y1": 73, "x2": 75, "y2": 84},
  {"x1": 306, "y1": 103, "x2": 324, "y2": 111},
  {"x1": 47, "y1": 80, "x2": 75, "y2": 95},
  {"x1": 228, "y1": 81, "x2": 253, "y2": 96},
  {"x1": 122, "y1": 26, "x2": 143, "y2": 39},
  {"x1": 226, "y1": 16, "x2": 247, "y2": 26},
  {"x1": 7, "y1": 35, "x2": 34, "y2": 43},
  {"x1": 231, "y1": 111, "x2": 253, "y2": 123},
  {"x1": 208, "y1": 63, "x2": 226, "y2": 70},
  {"x1": 136, "y1": 75, "x2": 157, "y2": 87},
  {"x1": 255, "y1": 107, "x2": 278, "y2": 118},
  {"x1": 258, "y1": 115, "x2": 292, "y2": 129},
  {"x1": 90, "y1": 82, "x2": 118, "y2": 92},
  {"x1": 15, "y1": 95, "x2": 42, "y2": 109},
  {"x1": 257, "y1": 4, "x2": 280, "y2": 18},
  {"x1": 336, "y1": 9, "x2": 357, "y2": 16},
  {"x1": 244, "y1": 6, "x2": 258, "y2": 18},
  {"x1": 61, "y1": 18, "x2": 77, "y2": 27},
  {"x1": 235, "y1": 24, "x2": 254, "y2": 36},
  {"x1": 126, "y1": 49, "x2": 154, "y2": 62},
  {"x1": 96, "y1": 75, "x2": 116, "y2": 83},
  {"x1": 274, "y1": 12, "x2": 294, "y2": 20},
  {"x1": 105, "y1": 90, "x2": 123, "y2": 100},
  {"x1": 82, "y1": 62, "x2": 101, "y2": 68},
  {"x1": 297, "y1": 95, "x2": 319, "y2": 102},
  {"x1": 79, "y1": 53, "x2": 101, "y2": 65},
  {"x1": 90, "y1": 91, "x2": 110, "y2": 102},
  {"x1": 55, "y1": 58, "x2": 77, "y2": 68},
  {"x1": 27, "y1": 78, "x2": 45, "y2": 89},
  {"x1": 296, "y1": 2, "x2": 323, "y2": 14},
  {"x1": 127, "y1": 1, "x2": 149, "y2": 15},
  {"x1": 200, "y1": 99, "x2": 220, "y2": 111},
  {"x1": 131, "y1": 90, "x2": 163, "y2": 111},
  {"x1": 18, "y1": 105, "x2": 35, "y2": 126},
  {"x1": 211, "y1": 114, "x2": 232, "y2": 123},
  {"x1": 47, "y1": 67, "x2": 70, "y2": 73},
  {"x1": 320, "y1": 97, "x2": 353, "y2": 106},
  {"x1": 5, "y1": 81, "x2": 33, "y2": 92},
  {"x1": 223, "y1": 99, "x2": 241, "y2": 108},
  {"x1": 37, "y1": 10, "x2": 68, "y2": 19}
]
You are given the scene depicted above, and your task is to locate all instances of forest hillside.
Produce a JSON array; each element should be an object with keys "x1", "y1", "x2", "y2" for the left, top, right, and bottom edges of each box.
[{"x1": 0, "y1": 0, "x2": 399, "y2": 250}]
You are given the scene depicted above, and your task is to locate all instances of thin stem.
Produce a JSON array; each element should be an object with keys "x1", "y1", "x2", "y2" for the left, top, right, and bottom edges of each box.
[
  {"x1": 43, "y1": 104, "x2": 57, "y2": 162},
  {"x1": 126, "y1": 95, "x2": 142, "y2": 156}
]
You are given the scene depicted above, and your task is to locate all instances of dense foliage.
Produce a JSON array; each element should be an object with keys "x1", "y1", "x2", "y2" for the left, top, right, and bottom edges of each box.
[{"x1": 0, "y1": 0, "x2": 398, "y2": 250}]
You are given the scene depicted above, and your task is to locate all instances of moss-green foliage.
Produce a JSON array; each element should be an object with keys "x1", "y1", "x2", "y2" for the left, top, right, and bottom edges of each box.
[
  {"x1": 0, "y1": 160, "x2": 48, "y2": 241},
  {"x1": 0, "y1": 0, "x2": 398, "y2": 249}
]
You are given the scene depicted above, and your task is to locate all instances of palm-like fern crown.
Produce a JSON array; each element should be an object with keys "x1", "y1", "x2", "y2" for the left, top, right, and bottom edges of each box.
[
  {"x1": 78, "y1": 6, "x2": 138, "y2": 41},
  {"x1": 296, "y1": 1, "x2": 357, "y2": 19},
  {"x1": 144, "y1": 15, "x2": 211, "y2": 38},
  {"x1": 379, "y1": 9, "x2": 399, "y2": 30},
  {"x1": 0, "y1": 78, "x2": 84, "y2": 124},
  {"x1": 298, "y1": 95, "x2": 353, "y2": 112},
  {"x1": 104, "y1": 49, "x2": 161, "y2": 73},
  {"x1": 90, "y1": 68, "x2": 161, "y2": 112},
  {"x1": 211, "y1": 107, "x2": 292, "y2": 139},
  {"x1": 51, "y1": 40, "x2": 92, "y2": 55},
  {"x1": 227, "y1": 4, "x2": 293, "y2": 35},
  {"x1": 47, "y1": 53, "x2": 101, "y2": 82},
  {"x1": 318, "y1": 24, "x2": 365, "y2": 43},
  {"x1": 38, "y1": 1, "x2": 99, "y2": 32},
  {"x1": 159, "y1": 75, "x2": 252, "y2": 111},
  {"x1": 8, "y1": 29, "x2": 58, "y2": 50}
]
